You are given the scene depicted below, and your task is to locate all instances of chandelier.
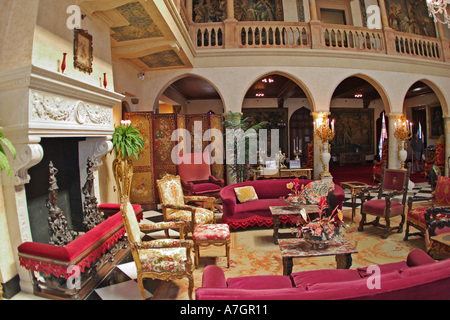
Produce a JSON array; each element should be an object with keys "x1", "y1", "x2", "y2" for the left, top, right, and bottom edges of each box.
[{"x1": 427, "y1": 0, "x2": 450, "y2": 27}]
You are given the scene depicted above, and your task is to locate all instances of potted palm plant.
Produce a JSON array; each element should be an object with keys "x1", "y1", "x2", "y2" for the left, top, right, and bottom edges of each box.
[
  {"x1": 111, "y1": 120, "x2": 144, "y2": 200},
  {"x1": 0, "y1": 126, "x2": 16, "y2": 178}
]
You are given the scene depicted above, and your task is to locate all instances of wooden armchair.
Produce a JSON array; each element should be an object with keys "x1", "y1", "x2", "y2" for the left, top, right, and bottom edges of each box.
[
  {"x1": 120, "y1": 200, "x2": 194, "y2": 300},
  {"x1": 156, "y1": 174, "x2": 216, "y2": 236},
  {"x1": 359, "y1": 165, "x2": 410, "y2": 239},
  {"x1": 404, "y1": 175, "x2": 450, "y2": 241},
  {"x1": 425, "y1": 206, "x2": 450, "y2": 259}
]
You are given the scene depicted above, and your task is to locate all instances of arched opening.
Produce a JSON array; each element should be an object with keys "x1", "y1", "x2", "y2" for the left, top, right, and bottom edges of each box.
[
  {"x1": 242, "y1": 73, "x2": 313, "y2": 164},
  {"x1": 404, "y1": 80, "x2": 445, "y2": 176},
  {"x1": 159, "y1": 75, "x2": 224, "y2": 115}
]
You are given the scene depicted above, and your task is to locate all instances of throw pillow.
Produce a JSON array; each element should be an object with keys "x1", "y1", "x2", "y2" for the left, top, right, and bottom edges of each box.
[
  {"x1": 302, "y1": 181, "x2": 334, "y2": 204},
  {"x1": 234, "y1": 186, "x2": 259, "y2": 203}
]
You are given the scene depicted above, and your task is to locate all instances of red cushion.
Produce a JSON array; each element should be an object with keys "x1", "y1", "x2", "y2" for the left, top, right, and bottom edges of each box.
[
  {"x1": 227, "y1": 275, "x2": 293, "y2": 290},
  {"x1": 291, "y1": 269, "x2": 362, "y2": 289},
  {"x1": 434, "y1": 176, "x2": 450, "y2": 206},
  {"x1": 306, "y1": 271, "x2": 402, "y2": 292},
  {"x1": 177, "y1": 153, "x2": 212, "y2": 182},
  {"x1": 192, "y1": 183, "x2": 221, "y2": 194},
  {"x1": 357, "y1": 261, "x2": 408, "y2": 277},
  {"x1": 18, "y1": 204, "x2": 142, "y2": 262},
  {"x1": 363, "y1": 199, "x2": 404, "y2": 217}
]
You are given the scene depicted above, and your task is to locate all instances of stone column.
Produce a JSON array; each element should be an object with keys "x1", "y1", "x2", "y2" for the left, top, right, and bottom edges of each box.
[
  {"x1": 308, "y1": 0, "x2": 318, "y2": 21},
  {"x1": 226, "y1": 0, "x2": 234, "y2": 20},
  {"x1": 386, "y1": 113, "x2": 402, "y2": 169},
  {"x1": 378, "y1": 0, "x2": 397, "y2": 54},
  {"x1": 444, "y1": 116, "x2": 450, "y2": 176}
]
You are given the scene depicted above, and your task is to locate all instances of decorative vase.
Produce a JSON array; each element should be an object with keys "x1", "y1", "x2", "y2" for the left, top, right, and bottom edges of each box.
[
  {"x1": 103, "y1": 73, "x2": 108, "y2": 89},
  {"x1": 61, "y1": 53, "x2": 67, "y2": 74},
  {"x1": 304, "y1": 233, "x2": 332, "y2": 250},
  {"x1": 399, "y1": 141, "x2": 407, "y2": 169}
]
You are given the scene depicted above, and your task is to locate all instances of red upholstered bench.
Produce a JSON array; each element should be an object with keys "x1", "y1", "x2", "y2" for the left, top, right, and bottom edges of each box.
[{"x1": 18, "y1": 204, "x2": 143, "y2": 300}]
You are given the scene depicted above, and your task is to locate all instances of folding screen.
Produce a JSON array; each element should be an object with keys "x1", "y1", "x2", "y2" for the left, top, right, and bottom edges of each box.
[{"x1": 124, "y1": 112, "x2": 223, "y2": 209}]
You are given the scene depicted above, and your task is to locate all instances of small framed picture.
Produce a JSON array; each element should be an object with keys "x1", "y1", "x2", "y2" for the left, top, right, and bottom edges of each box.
[
  {"x1": 74, "y1": 29, "x2": 93, "y2": 74},
  {"x1": 290, "y1": 160, "x2": 301, "y2": 169}
]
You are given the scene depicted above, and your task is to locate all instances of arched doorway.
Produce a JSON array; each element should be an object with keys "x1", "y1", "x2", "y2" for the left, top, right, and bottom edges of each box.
[{"x1": 289, "y1": 107, "x2": 313, "y2": 165}]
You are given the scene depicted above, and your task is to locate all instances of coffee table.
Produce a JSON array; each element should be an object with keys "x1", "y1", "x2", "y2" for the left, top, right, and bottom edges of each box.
[
  {"x1": 340, "y1": 181, "x2": 371, "y2": 221},
  {"x1": 278, "y1": 237, "x2": 358, "y2": 276},
  {"x1": 270, "y1": 205, "x2": 319, "y2": 244}
]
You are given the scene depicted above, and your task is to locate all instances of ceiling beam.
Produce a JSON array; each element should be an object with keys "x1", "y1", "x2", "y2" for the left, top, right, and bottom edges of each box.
[{"x1": 111, "y1": 38, "x2": 180, "y2": 59}]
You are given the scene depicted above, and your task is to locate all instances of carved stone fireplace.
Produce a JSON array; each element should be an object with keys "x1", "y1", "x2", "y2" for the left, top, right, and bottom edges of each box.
[{"x1": 0, "y1": 65, "x2": 123, "y2": 293}]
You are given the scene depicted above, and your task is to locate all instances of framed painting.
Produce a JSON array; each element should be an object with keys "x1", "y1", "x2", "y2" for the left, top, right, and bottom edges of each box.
[
  {"x1": 74, "y1": 29, "x2": 93, "y2": 74},
  {"x1": 428, "y1": 104, "x2": 444, "y2": 139},
  {"x1": 329, "y1": 108, "x2": 374, "y2": 155}
]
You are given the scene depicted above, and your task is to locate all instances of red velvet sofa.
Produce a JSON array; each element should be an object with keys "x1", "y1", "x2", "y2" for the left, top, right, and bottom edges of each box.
[
  {"x1": 196, "y1": 249, "x2": 450, "y2": 300},
  {"x1": 220, "y1": 179, "x2": 345, "y2": 230},
  {"x1": 18, "y1": 204, "x2": 142, "y2": 300}
]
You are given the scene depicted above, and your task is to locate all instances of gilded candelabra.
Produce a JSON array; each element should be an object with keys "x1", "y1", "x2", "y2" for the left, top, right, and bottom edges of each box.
[
  {"x1": 314, "y1": 116, "x2": 335, "y2": 179},
  {"x1": 394, "y1": 116, "x2": 412, "y2": 169}
]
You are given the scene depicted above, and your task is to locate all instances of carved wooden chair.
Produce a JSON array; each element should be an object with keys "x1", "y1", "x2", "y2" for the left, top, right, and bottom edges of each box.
[
  {"x1": 120, "y1": 200, "x2": 194, "y2": 300},
  {"x1": 404, "y1": 175, "x2": 450, "y2": 241},
  {"x1": 359, "y1": 165, "x2": 410, "y2": 239},
  {"x1": 156, "y1": 174, "x2": 216, "y2": 237},
  {"x1": 425, "y1": 206, "x2": 450, "y2": 259}
]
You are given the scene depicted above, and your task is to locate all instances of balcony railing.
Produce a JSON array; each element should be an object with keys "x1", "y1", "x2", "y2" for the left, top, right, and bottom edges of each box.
[{"x1": 175, "y1": 1, "x2": 449, "y2": 63}]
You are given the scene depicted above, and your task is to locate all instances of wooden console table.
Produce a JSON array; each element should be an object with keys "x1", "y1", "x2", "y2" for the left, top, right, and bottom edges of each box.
[{"x1": 252, "y1": 168, "x2": 312, "y2": 180}]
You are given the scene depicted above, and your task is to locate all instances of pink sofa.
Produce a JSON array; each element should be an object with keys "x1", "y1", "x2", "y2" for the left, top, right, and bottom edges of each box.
[
  {"x1": 220, "y1": 179, "x2": 345, "y2": 230},
  {"x1": 196, "y1": 249, "x2": 450, "y2": 300}
]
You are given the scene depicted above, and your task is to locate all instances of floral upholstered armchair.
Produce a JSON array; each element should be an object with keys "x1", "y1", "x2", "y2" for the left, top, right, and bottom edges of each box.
[
  {"x1": 156, "y1": 174, "x2": 216, "y2": 236},
  {"x1": 405, "y1": 175, "x2": 450, "y2": 242},
  {"x1": 120, "y1": 200, "x2": 194, "y2": 300}
]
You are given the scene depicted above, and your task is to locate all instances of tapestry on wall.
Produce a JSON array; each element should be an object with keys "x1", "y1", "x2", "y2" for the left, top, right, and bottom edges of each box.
[
  {"x1": 242, "y1": 108, "x2": 288, "y2": 157},
  {"x1": 124, "y1": 112, "x2": 157, "y2": 209},
  {"x1": 385, "y1": 0, "x2": 436, "y2": 37},
  {"x1": 193, "y1": 0, "x2": 227, "y2": 22},
  {"x1": 234, "y1": 0, "x2": 284, "y2": 21},
  {"x1": 329, "y1": 108, "x2": 374, "y2": 156}
]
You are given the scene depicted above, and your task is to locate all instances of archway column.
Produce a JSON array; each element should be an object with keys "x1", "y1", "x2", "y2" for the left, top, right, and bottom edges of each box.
[
  {"x1": 386, "y1": 113, "x2": 402, "y2": 169},
  {"x1": 444, "y1": 116, "x2": 450, "y2": 176}
]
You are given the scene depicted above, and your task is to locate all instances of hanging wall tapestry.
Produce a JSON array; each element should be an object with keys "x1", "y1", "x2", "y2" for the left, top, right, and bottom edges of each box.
[
  {"x1": 329, "y1": 108, "x2": 374, "y2": 156},
  {"x1": 385, "y1": 0, "x2": 436, "y2": 37}
]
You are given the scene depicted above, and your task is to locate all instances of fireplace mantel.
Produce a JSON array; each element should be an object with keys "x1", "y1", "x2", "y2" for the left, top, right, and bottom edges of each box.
[
  {"x1": 0, "y1": 64, "x2": 124, "y2": 294},
  {"x1": 0, "y1": 64, "x2": 123, "y2": 141}
]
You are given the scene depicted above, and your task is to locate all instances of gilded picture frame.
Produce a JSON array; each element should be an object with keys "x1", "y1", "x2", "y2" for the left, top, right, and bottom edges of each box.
[{"x1": 74, "y1": 29, "x2": 93, "y2": 74}]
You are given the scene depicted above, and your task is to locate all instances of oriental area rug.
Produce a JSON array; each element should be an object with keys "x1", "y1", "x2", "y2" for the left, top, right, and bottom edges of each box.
[{"x1": 151, "y1": 207, "x2": 427, "y2": 300}]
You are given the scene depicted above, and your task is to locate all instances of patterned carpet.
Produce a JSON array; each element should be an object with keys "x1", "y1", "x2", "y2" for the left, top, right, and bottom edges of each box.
[
  {"x1": 13, "y1": 182, "x2": 429, "y2": 300},
  {"x1": 80, "y1": 182, "x2": 432, "y2": 300}
]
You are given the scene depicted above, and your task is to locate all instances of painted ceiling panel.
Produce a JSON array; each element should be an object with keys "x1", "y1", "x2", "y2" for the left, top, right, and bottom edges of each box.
[
  {"x1": 139, "y1": 50, "x2": 184, "y2": 68},
  {"x1": 111, "y1": 2, "x2": 163, "y2": 42}
]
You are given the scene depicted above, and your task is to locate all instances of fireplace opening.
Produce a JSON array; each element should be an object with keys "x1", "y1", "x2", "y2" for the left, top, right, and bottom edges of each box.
[{"x1": 26, "y1": 137, "x2": 86, "y2": 244}]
